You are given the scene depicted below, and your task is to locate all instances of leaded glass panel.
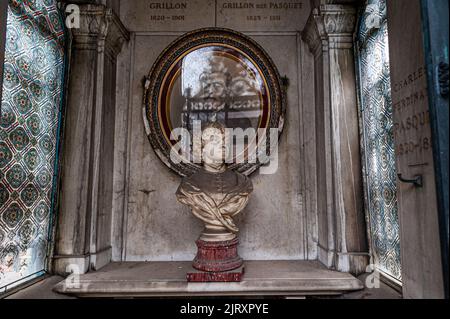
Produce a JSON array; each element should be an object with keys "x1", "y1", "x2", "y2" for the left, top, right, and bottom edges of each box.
[
  {"x1": 356, "y1": 0, "x2": 402, "y2": 282},
  {"x1": 0, "y1": 0, "x2": 66, "y2": 292}
]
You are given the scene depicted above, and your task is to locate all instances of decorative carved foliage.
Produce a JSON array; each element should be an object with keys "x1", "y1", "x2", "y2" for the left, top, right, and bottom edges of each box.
[
  {"x1": 322, "y1": 6, "x2": 356, "y2": 35},
  {"x1": 70, "y1": 4, "x2": 129, "y2": 56},
  {"x1": 302, "y1": 10, "x2": 322, "y2": 55},
  {"x1": 302, "y1": 5, "x2": 356, "y2": 54},
  {"x1": 0, "y1": 0, "x2": 65, "y2": 290}
]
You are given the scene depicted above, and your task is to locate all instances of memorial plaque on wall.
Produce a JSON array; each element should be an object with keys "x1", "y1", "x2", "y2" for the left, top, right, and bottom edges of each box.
[
  {"x1": 120, "y1": 0, "x2": 310, "y2": 32},
  {"x1": 216, "y1": 1, "x2": 310, "y2": 31},
  {"x1": 387, "y1": 0, "x2": 445, "y2": 298},
  {"x1": 120, "y1": 0, "x2": 216, "y2": 32}
]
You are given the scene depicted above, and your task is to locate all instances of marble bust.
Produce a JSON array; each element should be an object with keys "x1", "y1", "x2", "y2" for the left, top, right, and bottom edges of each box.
[{"x1": 176, "y1": 122, "x2": 253, "y2": 243}]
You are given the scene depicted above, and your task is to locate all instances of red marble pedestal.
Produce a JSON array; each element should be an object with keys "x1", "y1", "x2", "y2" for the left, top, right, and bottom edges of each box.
[{"x1": 187, "y1": 237, "x2": 244, "y2": 282}]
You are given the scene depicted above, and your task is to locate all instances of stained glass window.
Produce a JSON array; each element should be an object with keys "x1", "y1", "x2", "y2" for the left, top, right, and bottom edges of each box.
[
  {"x1": 356, "y1": 0, "x2": 402, "y2": 283},
  {"x1": 0, "y1": 0, "x2": 66, "y2": 292}
]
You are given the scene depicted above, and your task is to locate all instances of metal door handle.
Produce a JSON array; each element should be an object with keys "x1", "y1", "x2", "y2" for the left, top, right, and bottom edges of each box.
[{"x1": 397, "y1": 174, "x2": 423, "y2": 188}]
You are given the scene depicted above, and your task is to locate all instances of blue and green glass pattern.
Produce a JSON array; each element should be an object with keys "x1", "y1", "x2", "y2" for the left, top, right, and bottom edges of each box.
[
  {"x1": 356, "y1": 0, "x2": 402, "y2": 282},
  {"x1": 0, "y1": 0, "x2": 65, "y2": 290}
]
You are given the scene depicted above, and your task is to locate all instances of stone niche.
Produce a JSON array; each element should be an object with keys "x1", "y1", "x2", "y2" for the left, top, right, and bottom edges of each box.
[
  {"x1": 53, "y1": 0, "x2": 370, "y2": 297},
  {"x1": 111, "y1": 0, "x2": 317, "y2": 263}
]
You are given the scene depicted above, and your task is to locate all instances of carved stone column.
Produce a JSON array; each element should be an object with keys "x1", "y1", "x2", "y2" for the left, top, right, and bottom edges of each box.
[
  {"x1": 302, "y1": 4, "x2": 369, "y2": 275},
  {"x1": 52, "y1": 4, "x2": 129, "y2": 275}
]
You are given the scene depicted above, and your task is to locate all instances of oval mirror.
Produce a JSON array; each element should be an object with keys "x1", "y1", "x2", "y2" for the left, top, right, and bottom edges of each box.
[{"x1": 143, "y1": 28, "x2": 286, "y2": 176}]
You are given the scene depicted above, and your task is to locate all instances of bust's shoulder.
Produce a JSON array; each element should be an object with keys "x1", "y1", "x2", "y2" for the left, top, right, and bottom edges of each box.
[
  {"x1": 232, "y1": 171, "x2": 249, "y2": 182},
  {"x1": 180, "y1": 169, "x2": 211, "y2": 190},
  {"x1": 227, "y1": 170, "x2": 253, "y2": 192},
  {"x1": 178, "y1": 172, "x2": 202, "y2": 193}
]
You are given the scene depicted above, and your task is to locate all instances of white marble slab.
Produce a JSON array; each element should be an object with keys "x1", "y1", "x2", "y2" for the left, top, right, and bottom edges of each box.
[
  {"x1": 216, "y1": 0, "x2": 311, "y2": 31},
  {"x1": 120, "y1": 0, "x2": 310, "y2": 32},
  {"x1": 53, "y1": 260, "x2": 364, "y2": 297},
  {"x1": 120, "y1": 0, "x2": 215, "y2": 32}
]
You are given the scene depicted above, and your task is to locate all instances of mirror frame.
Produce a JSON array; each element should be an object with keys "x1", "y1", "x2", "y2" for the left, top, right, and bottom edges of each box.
[{"x1": 143, "y1": 28, "x2": 286, "y2": 177}]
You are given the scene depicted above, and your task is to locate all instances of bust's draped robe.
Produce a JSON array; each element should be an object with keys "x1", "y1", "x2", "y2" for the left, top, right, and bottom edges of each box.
[{"x1": 176, "y1": 169, "x2": 253, "y2": 233}]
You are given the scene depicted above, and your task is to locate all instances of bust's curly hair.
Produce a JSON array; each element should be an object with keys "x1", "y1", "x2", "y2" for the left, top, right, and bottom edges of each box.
[{"x1": 201, "y1": 121, "x2": 227, "y2": 151}]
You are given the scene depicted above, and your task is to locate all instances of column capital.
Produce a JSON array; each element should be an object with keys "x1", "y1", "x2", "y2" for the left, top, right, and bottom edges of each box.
[
  {"x1": 320, "y1": 4, "x2": 356, "y2": 35},
  {"x1": 71, "y1": 4, "x2": 129, "y2": 56},
  {"x1": 302, "y1": 8, "x2": 324, "y2": 56},
  {"x1": 302, "y1": 4, "x2": 356, "y2": 53}
]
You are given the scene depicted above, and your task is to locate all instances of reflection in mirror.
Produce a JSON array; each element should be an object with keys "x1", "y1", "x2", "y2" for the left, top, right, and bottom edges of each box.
[{"x1": 166, "y1": 46, "x2": 268, "y2": 134}]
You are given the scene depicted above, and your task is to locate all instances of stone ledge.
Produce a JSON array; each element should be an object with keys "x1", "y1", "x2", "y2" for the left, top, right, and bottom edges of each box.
[{"x1": 53, "y1": 260, "x2": 364, "y2": 298}]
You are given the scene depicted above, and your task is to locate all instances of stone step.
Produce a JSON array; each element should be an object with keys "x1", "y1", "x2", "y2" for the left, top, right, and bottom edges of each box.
[{"x1": 53, "y1": 260, "x2": 364, "y2": 298}]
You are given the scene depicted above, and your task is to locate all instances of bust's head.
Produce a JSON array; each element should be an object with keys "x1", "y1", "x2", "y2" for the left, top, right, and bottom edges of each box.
[
  {"x1": 199, "y1": 58, "x2": 231, "y2": 99},
  {"x1": 201, "y1": 121, "x2": 227, "y2": 170}
]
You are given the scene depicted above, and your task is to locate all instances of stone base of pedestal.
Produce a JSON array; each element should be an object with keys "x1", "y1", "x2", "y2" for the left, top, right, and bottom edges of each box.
[
  {"x1": 187, "y1": 265, "x2": 245, "y2": 282},
  {"x1": 192, "y1": 237, "x2": 243, "y2": 272}
]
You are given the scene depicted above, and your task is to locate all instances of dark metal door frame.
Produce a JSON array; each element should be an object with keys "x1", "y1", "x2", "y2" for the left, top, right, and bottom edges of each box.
[{"x1": 421, "y1": 0, "x2": 449, "y2": 299}]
